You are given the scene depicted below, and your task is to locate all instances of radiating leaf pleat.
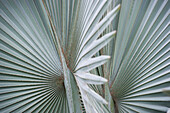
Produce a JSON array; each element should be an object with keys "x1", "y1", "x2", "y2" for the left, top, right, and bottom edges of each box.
[{"x1": 108, "y1": 0, "x2": 170, "y2": 112}]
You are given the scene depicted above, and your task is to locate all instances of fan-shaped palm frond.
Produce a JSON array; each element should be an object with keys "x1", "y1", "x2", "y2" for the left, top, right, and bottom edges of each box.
[
  {"x1": 0, "y1": 0, "x2": 120, "y2": 112},
  {"x1": 0, "y1": 0, "x2": 169, "y2": 113},
  {"x1": 101, "y1": 0, "x2": 170, "y2": 113}
]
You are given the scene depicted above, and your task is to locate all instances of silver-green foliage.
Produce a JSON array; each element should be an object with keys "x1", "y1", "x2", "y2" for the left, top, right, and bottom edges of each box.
[{"x1": 0, "y1": 0, "x2": 169, "y2": 113}]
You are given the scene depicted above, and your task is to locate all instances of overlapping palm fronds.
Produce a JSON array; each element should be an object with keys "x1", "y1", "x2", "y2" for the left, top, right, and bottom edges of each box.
[{"x1": 0, "y1": 0, "x2": 169, "y2": 113}]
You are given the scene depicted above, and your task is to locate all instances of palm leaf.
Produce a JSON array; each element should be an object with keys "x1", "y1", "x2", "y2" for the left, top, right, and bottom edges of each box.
[
  {"x1": 102, "y1": 0, "x2": 170, "y2": 112},
  {"x1": 0, "y1": 0, "x2": 120, "y2": 112},
  {"x1": 0, "y1": 0, "x2": 169, "y2": 113}
]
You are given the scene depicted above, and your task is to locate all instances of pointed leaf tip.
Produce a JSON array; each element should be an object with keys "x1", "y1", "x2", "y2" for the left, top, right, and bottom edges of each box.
[
  {"x1": 117, "y1": 4, "x2": 121, "y2": 10},
  {"x1": 75, "y1": 72, "x2": 108, "y2": 84}
]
